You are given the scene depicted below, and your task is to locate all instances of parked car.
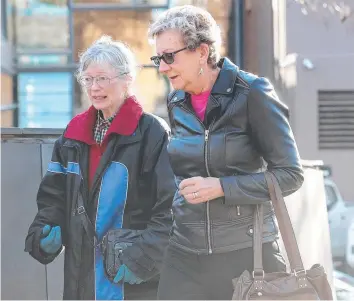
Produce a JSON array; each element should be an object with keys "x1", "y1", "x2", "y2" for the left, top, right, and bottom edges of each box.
[
  {"x1": 333, "y1": 270, "x2": 354, "y2": 301},
  {"x1": 303, "y1": 161, "x2": 354, "y2": 263},
  {"x1": 325, "y1": 175, "x2": 354, "y2": 261},
  {"x1": 346, "y1": 218, "x2": 354, "y2": 271}
]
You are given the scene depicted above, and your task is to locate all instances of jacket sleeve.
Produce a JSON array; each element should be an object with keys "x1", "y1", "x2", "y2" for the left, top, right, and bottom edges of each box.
[
  {"x1": 120, "y1": 122, "x2": 176, "y2": 281},
  {"x1": 220, "y1": 77, "x2": 304, "y2": 205},
  {"x1": 24, "y1": 137, "x2": 66, "y2": 264}
]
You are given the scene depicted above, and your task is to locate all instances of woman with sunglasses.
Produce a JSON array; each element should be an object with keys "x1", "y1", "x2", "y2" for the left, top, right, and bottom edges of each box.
[
  {"x1": 25, "y1": 36, "x2": 176, "y2": 300},
  {"x1": 149, "y1": 5, "x2": 304, "y2": 300}
]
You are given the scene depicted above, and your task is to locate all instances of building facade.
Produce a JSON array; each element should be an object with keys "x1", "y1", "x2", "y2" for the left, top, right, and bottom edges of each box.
[{"x1": 243, "y1": 0, "x2": 354, "y2": 201}]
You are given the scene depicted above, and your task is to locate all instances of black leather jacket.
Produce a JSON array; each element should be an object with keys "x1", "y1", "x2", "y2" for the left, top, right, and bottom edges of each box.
[{"x1": 167, "y1": 58, "x2": 304, "y2": 254}]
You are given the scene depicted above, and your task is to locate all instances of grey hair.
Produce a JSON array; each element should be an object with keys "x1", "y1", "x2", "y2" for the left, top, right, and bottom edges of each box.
[
  {"x1": 76, "y1": 35, "x2": 137, "y2": 81},
  {"x1": 148, "y1": 5, "x2": 222, "y2": 68}
]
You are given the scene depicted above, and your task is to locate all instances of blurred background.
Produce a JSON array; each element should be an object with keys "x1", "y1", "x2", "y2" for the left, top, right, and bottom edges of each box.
[{"x1": 1, "y1": 0, "x2": 354, "y2": 299}]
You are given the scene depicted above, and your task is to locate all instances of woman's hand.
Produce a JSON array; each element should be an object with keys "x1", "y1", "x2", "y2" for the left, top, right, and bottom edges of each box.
[{"x1": 179, "y1": 176, "x2": 224, "y2": 204}]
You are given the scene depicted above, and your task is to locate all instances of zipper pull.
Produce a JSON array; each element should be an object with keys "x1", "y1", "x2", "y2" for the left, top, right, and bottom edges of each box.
[
  {"x1": 237, "y1": 206, "x2": 241, "y2": 216},
  {"x1": 205, "y1": 130, "x2": 209, "y2": 141}
]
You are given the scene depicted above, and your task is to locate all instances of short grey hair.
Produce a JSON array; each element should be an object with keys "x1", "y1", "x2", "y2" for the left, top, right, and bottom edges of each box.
[
  {"x1": 148, "y1": 5, "x2": 222, "y2": 68},
  {"x1": 76, "y1": 35, "x2": 137, "y2": 80}
]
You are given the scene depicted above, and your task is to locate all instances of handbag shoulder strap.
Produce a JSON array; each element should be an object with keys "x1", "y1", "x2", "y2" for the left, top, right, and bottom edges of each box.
[
  {"x1": 75, "y1": 183, "x2": 100, "y2": 247},
  {"x1": 253, "y1": 204, "x2": 265, "y2": 275},
  {"x1": 264, "y1": 172, "x2": 305, "y2": 272}
]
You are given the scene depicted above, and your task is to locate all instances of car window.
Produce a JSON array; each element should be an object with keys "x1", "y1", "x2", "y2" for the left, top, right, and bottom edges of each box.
[{"x1": 325, "y1": 185, "x2": 338, "y2": 210}]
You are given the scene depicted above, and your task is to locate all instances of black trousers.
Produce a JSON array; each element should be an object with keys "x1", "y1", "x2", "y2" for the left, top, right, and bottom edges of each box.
[
  {"x1": 157, "y1": 241, "x2": 286, "y2": 300},
  {"x1": 125, "y1": 281, "x2": 158, "y2": 300}
]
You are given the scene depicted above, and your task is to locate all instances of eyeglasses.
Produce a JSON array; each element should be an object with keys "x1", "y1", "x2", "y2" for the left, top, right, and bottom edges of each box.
[
  {"x1": 79, "y1": 73, "x2": 128, "y2": 88},
  {"x1": 150, "y1": 47, "x2": 188, "y2": 67}
]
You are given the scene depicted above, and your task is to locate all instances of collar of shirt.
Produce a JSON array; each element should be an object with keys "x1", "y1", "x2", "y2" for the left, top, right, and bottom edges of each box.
[
  {"x1": 97, "y1": 110, "x2": 115, "y2": 126},
  {"x1": 93, "y1": 110, "x2": 117, "y2": 144}
]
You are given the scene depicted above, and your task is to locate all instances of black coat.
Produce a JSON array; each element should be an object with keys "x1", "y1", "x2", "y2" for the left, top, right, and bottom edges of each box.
[
  {"x1": 25, "y1": 98, "x2": 176, "y2": 299},
  {"x1": 166, "y1": 58, "x2": 304, "y2": 255}
]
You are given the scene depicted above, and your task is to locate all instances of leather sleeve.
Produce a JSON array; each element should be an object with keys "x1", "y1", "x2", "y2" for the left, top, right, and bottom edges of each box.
[
  {"x1": 24, "y1": 136, "x2": 66, "y2": 264},
  {"x1": 220, "y1": 77, "x2": 304, "y2": 205},
  {"x1": 120, "y1": 119, "x2": 176, "y2": 281}
]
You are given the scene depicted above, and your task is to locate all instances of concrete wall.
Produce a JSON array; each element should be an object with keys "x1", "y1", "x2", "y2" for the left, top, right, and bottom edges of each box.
[
  {"x1": 1, "y1": 129, "x2": 64, "y2": 300},
  {"x1": 291, "y1": 54, "x2": 354, "y2": 202},
  {"x1": 244, "y1": 0, "x2": 276, "y2": 79},
  {"x1": 286, "y1": 1, "x2": 354, "y2": 57},
  {"x1": 284, "y1": 2, "x2": 354, "y2": 202}
]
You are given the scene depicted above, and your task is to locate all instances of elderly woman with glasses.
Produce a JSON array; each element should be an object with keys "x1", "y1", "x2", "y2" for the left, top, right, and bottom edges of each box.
[
  {"x1": 25, "y1": 36, "x2": 176, "y2": 300},
  {"x1": 149, "y1": 5, "x2": 304, "y2": 300}
]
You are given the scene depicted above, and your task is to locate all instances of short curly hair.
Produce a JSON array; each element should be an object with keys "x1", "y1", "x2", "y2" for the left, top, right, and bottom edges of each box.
[{"x1": 148, "y1": 5, "x2": 222, "y2": 69}]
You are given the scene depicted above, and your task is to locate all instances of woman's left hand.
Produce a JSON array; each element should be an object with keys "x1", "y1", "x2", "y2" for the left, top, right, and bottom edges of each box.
[{"x1": 179, "y1": 176, "x2": 224, "y2": 204}]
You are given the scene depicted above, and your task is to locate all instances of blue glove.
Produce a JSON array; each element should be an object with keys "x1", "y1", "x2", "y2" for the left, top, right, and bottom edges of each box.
[
  {"x1": 39, "y1": 225, "x2": 62, "y2": 254},
  {"x1": 113, "y1": 264, "x2": 144, "y2": 285}
]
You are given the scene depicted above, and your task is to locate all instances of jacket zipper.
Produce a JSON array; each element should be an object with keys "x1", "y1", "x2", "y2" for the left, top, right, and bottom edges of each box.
[
  {"x1": 180, "y1": 106, "x2": 215, "y2": 254},
  {"x1": 69, "y1": 142, "x2": 118, "y2": 298},
  {"x1": 71, "y1": 144, "x2": 107, "y2": 298},
  {"x1": 237, "y1": 205, "x2": 241, "y2": 216},
  {"x1": 204, "y1": 121, "x2": 215, "y2": 255},
  {"x1": 204, "y1": 129, "x2": 212, "y2": 254}
]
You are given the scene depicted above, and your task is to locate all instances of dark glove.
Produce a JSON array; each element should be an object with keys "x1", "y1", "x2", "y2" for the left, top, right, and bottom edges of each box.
[
  {"x1": 39, "y1": 225, "x2": 62, "y2": 254},
  {"x1": 113, "y1": 264, "x2": 144, "y2": 285}
]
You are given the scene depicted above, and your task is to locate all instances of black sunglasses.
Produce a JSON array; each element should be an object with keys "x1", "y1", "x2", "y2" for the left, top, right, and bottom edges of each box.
[{"x1": 150, "y1": 47, "x2": 188, "y2": 67}]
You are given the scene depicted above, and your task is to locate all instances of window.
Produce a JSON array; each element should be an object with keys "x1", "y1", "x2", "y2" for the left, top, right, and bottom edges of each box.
[
  {"x1": 13, "y1": 0, "x2": 69, "y2": 51},
  {"x1": 18, "y1": 72, "x2": 73, "y2": 128},
  {"x1": 18, "y1": 54, "x2": 69, "y2": 66}
]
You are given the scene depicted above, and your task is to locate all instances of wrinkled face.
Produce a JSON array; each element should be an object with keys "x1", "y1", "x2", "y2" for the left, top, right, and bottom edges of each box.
[
  {"x1": 155, "y1": 29, "x2": 202, "y2": 93},
  {"x1": 80, "y1": 62, "x2": 127, "y2": 114}
]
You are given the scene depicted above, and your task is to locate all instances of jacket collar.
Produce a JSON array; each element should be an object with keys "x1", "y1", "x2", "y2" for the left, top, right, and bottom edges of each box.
[
  {"x1": 170, "y1": 57, "x2": 239, "y2": 104},
  {"x1": 64, "y1": 96, "x2": 144, "y2": 145},
  {"x1": 211, "y1": 57, "x2": 239, "y2": 95}
]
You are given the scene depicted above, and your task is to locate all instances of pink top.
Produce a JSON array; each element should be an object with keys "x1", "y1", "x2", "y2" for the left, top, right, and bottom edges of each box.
[{"x1": 191, "y1": 90, "x2": 211, "y2": 121}]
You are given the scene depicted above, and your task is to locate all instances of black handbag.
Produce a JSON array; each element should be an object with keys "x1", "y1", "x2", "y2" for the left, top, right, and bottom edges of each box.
[
  {"x1": 75, "y1": 192, "x2": 142, "y2": 281},
  {"x1": 231, "y1": 172, "x2": 333, "y2": 300},
  {"x1": 100, "y1": 228, "x2": 143, "y2": 280}
]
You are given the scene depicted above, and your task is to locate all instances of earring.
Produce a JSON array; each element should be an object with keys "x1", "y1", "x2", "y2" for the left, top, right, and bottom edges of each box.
[
  {"x1": 198, "y1": 67, "x2": 203, "y2": 75},
  {"x1": 121, "y1": 91, "x2": 128, "y2": 100}
]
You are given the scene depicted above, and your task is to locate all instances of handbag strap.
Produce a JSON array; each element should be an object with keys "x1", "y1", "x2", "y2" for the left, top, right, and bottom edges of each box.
[
  {"x1": 253, "y1": 204, "x2": 265, "y2": 276},
  {"x1": 75, "y1": 183, "x2": 100, "y2": 248},
  {"x1": 263, "y1": 172, "x2": 305, "y2": 272}
]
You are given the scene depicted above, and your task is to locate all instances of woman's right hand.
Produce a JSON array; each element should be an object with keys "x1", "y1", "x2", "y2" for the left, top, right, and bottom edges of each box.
[{"x1": 39, "y1": 225, "x2": 62, "y2": 254}]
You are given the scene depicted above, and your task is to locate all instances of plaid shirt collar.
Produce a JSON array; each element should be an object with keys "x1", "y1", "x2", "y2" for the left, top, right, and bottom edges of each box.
[{"x1": 93, "y1": 110, "x2": 117, "y2": 144}]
